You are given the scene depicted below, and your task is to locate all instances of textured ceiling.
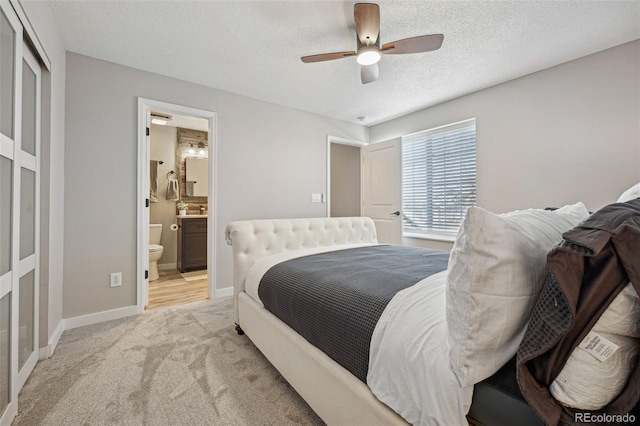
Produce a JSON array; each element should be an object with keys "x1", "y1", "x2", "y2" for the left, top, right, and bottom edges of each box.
[{"x1": 49, "y1": 1, "x2": 640, "y2": 126}]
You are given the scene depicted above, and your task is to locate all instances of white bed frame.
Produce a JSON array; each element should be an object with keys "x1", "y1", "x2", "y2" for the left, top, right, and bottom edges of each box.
[{"x1": 225, "y1": 217, "x2": 408, "y2": 425}]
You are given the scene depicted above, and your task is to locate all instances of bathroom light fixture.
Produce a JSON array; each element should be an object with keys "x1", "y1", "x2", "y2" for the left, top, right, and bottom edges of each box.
[
  {"x1": 199, "y1": 149, "x2": 206, "y2": 156},
  {"x1": 189, "y1": 144, "x2": 196, "y2": 155},
  {"x1": 150, "y1": 112, "x2": 171, "y2": 126}
]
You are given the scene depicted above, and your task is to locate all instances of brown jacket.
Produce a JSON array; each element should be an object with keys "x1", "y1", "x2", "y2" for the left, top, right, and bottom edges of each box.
[{"x1": 516, "y1": 198, "x2": 640, "y2": 425}]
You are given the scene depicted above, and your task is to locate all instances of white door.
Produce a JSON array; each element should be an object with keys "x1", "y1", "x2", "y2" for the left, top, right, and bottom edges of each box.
[
  {"x1": 0, "y1": 4, "x2": 41, "y2": 424},
  {"x1": 362, "y1": 138, "x2": 402, "y2": 244}
]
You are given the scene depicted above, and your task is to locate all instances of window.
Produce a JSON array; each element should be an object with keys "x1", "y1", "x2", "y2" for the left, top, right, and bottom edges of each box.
[{"x1": 402, "y1": 119, "x2": 476, "y2": 240}]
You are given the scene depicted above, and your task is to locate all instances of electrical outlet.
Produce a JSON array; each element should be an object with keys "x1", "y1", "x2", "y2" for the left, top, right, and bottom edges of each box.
[{"x1": 110, "y1": 272, "x2": 122, "y2": 288}]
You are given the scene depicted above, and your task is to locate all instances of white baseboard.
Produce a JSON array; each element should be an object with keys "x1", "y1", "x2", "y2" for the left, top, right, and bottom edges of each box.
[
  {"x1": 64, "y1": 305, "x2": 139, "y2": 330},
  {"x1": 38, "y1": 307, "x2": 139, "y2": 359},
  {"x1": 214, "y1": 287, "x2": 233, "y2": 299},
  {"x1": 39, "y1": 320, "x2": 65, "y2": 359},
  {"x1": 158, "y1": 263, "x2": 176, "y2": 271}
]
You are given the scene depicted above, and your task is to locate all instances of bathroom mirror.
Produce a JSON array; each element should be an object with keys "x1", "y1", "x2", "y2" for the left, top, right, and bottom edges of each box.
[{"x1": 186, "y1": 157, "x2": 208, "y2": 197}]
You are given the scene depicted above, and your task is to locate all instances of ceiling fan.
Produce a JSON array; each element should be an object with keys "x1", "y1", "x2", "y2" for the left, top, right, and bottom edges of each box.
[{"x1": 301, "y1": 3, "x2": 444, "y2": 84}]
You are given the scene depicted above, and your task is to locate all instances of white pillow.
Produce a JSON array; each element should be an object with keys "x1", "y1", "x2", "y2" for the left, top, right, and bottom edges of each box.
[
  {"x1": 550, "y1": 283, "x2": 640, "y2": 410},
  {"x1": 617, "y1": 182, "x2": 640, "y2": 202},
  {"x1": 446, "y1": 202, "x2": 590, "y2": 387}
]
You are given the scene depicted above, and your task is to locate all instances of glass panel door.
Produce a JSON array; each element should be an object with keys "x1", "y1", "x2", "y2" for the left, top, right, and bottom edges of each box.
[
  {"x1": 0, "y1": 3, "x2": 20, "y2": 423},
  {"x1": 0, "y1": 157, "x2": 11, "y2": 278},
  {"x1": 0, "y1": 3, "x2": 42, "y2": 424},
  {"x1": 20, "y1": 59, "x2": 36, "y2": 156},
  {"x1": 16, "y1": 40, "x2": 40, "y2": 391},
  {"x1": 19, "y1": 168, "x2": 35, "y2": 260},
  {"x1": 17, "y1": 271, "x2": 33, "y2": 369}
]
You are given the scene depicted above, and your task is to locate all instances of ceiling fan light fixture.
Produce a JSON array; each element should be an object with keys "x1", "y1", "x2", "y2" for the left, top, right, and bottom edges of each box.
[{"x1": 356, "y1": 46, "x2": 381, "y2": 65}]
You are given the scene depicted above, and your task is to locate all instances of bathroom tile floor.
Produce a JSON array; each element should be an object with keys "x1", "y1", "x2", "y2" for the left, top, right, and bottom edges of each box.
[{"x1": 147, "y1": 268, "x2": 208, "y2": 310}]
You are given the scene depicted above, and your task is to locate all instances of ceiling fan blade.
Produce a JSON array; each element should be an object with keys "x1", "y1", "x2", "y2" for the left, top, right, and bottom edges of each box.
[
  {"x1": 354, "y1": 3, "x2": 380, "y2": 45},
  {"x1": 382, "y1": 34, "x2": 444, "y2": 55},
  {"x1": 301, "y1": 51, "x2": 356, "y2": 63},
  {"x1": 361, "y1": 63, "x2": 378, "y2": 84}
]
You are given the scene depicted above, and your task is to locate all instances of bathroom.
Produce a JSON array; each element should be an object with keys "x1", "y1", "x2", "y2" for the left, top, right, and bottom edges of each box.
[{"x1": 148, "y1": 111, "x2": 210, "y2": 309}]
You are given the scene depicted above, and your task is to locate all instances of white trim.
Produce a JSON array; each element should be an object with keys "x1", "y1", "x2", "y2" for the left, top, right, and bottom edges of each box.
[
  {"x1": 214, "y1": 287, "x2": 233, "y2": 299},
  {"x1": 19, "y1": 150, "x2": 36, "y2": 171},
  {"x1": 0, "y1": 134, "x2": 13, "y2": 158},
  {"x1": 38, "y1": 319, "x2": 63, "y2": 359},
  {"x1": 326, "y1": 135, "x2": 367, "y2": 218},
  {"x1": 16, "y1": 349, "x2": 37, "y2": 391},
  {"x1": 207, "y1": 114, "x2": 218, "y2": 306},
  {"x1": 157, "y1": 263, "x2": 177, "y2": 271},
  {"x1": 8, "y1": 0, "x2": 51, "y2": 71},
  {"x1": 64, "y1": 305, "x2": 138, "y2": 330},
  {"x1": 37, "y1": 346, "x2": 47, "y2": 360},
  {"x1": 137, "y1": 99, "x2": 149, "y2": 312},
  {"x1": 137, "y1": 98, "x2": 217, "y2": 314},
  {"x1": 0, "y1": 273, "x2": 10, "y2": 298},
  {"x1": 18, "y1": 253, "x2": 35, "y2": 277}
]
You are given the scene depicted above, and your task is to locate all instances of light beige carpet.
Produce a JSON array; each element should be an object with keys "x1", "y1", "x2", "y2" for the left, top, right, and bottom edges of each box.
[{"x1": 15, "y1": 298, "x2": 324, "y2": 425}]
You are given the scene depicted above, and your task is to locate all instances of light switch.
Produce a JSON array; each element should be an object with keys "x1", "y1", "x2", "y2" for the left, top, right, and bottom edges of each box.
[{"x1": 311, "y1": 193, "x2": 323, "y2": 203}]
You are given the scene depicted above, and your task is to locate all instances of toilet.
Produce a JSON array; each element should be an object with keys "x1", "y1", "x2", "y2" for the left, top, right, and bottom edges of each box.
[{"x1": 149, "y1": 224, "x2": 164, "y2": 281}]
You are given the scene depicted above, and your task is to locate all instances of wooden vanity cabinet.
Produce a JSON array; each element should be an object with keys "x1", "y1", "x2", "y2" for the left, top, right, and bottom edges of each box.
[{"x1": 177, "y1": 217, "x2": 207, "y2": 272}]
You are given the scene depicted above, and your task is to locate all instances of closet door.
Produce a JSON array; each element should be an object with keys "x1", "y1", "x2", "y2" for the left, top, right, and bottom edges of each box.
[
  {"x1": 16, "y1": 40, "x2": 40, "y2": 391},
  {"x1": 0, "y1": 2, "x2": 41, "y2": 424},
  {"x1": 0, "y1": 3, "x2": 22, "y2": 424}
]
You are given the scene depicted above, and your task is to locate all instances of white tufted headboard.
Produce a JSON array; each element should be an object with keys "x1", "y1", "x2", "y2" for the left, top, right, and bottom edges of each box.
[{"x1": 225, "y1": 217, "x2": 378, "y2": 323}]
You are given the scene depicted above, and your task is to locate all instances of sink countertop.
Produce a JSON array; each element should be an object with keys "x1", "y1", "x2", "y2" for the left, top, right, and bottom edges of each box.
[{"x1": 177, "y1": 214, "x2": 208, "y2": 219}]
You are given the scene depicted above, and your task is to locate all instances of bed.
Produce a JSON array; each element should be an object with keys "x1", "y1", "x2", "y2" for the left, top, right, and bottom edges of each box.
[{"x1": 224, "y1": 198, "x2": 640, "y2": 425}]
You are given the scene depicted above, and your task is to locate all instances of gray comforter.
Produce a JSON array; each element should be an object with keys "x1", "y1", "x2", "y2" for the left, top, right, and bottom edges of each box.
[{"x1": 258, "y1": 245, "x2": 449, "y2": 382}]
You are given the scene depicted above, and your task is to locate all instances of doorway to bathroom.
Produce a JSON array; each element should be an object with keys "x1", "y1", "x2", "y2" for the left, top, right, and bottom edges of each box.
[{"x1": 137, "y1": 99, "x2": 216, "y2": 312}]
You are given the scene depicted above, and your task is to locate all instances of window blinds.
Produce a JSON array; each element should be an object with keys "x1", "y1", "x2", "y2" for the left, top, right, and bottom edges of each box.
[{"x1": 402, "y1": 119, "x2": 476, "y2": 237}]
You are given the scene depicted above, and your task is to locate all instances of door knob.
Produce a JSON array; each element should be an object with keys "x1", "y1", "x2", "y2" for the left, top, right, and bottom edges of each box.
[{"x1": 390, "y1": 211, "x2": 400, "y2": 216}]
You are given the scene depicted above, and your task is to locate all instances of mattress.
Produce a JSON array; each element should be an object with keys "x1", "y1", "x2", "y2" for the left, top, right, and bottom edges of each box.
[{"x1": 243, "y1": 244, "x2": 470, "y2": 425}]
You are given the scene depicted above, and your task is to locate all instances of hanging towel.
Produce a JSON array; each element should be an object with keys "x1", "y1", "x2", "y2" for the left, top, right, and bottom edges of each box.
[
  {"x1": 186, "y1": 181, "x2": 195, "y2": 197},
  {"x1": 167, "y1": 178, "x2": 179, "y2": 201},
  {"x1": 149, "y1": 160, "x2": 159, "y2": 203}
]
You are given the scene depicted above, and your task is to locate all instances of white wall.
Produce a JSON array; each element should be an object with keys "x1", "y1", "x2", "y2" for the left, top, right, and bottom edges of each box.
[
  {"x1": 149, "y1": 124, "x2": 178, "y2": 267},
  {"x1": 371, "y1": 41, "x2": 640, "y2": 251},
  {"x1": 20, "y1": 1, "x2": 66, "y2": 349},
  {"x1": 63, "y1": 52, "x2": 367, "y2": 318}
]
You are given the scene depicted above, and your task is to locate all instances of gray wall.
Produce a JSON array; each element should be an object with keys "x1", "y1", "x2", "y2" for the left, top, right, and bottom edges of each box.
[
  {"x1": 330, "y1": 143, "x2": 361, "y2": 217},
  {"x1": 149, "y1": 124, "x2": 178, "y2": 267},
  {"x1": 370, "y1": 40, "x2": 640, "y2": 251},
  {"x1": 64, "y1": 52, "x2": 368, "y2": 319},
  {"x1": 21, "y1": 2, "x2": 66, "y2": 348}
]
